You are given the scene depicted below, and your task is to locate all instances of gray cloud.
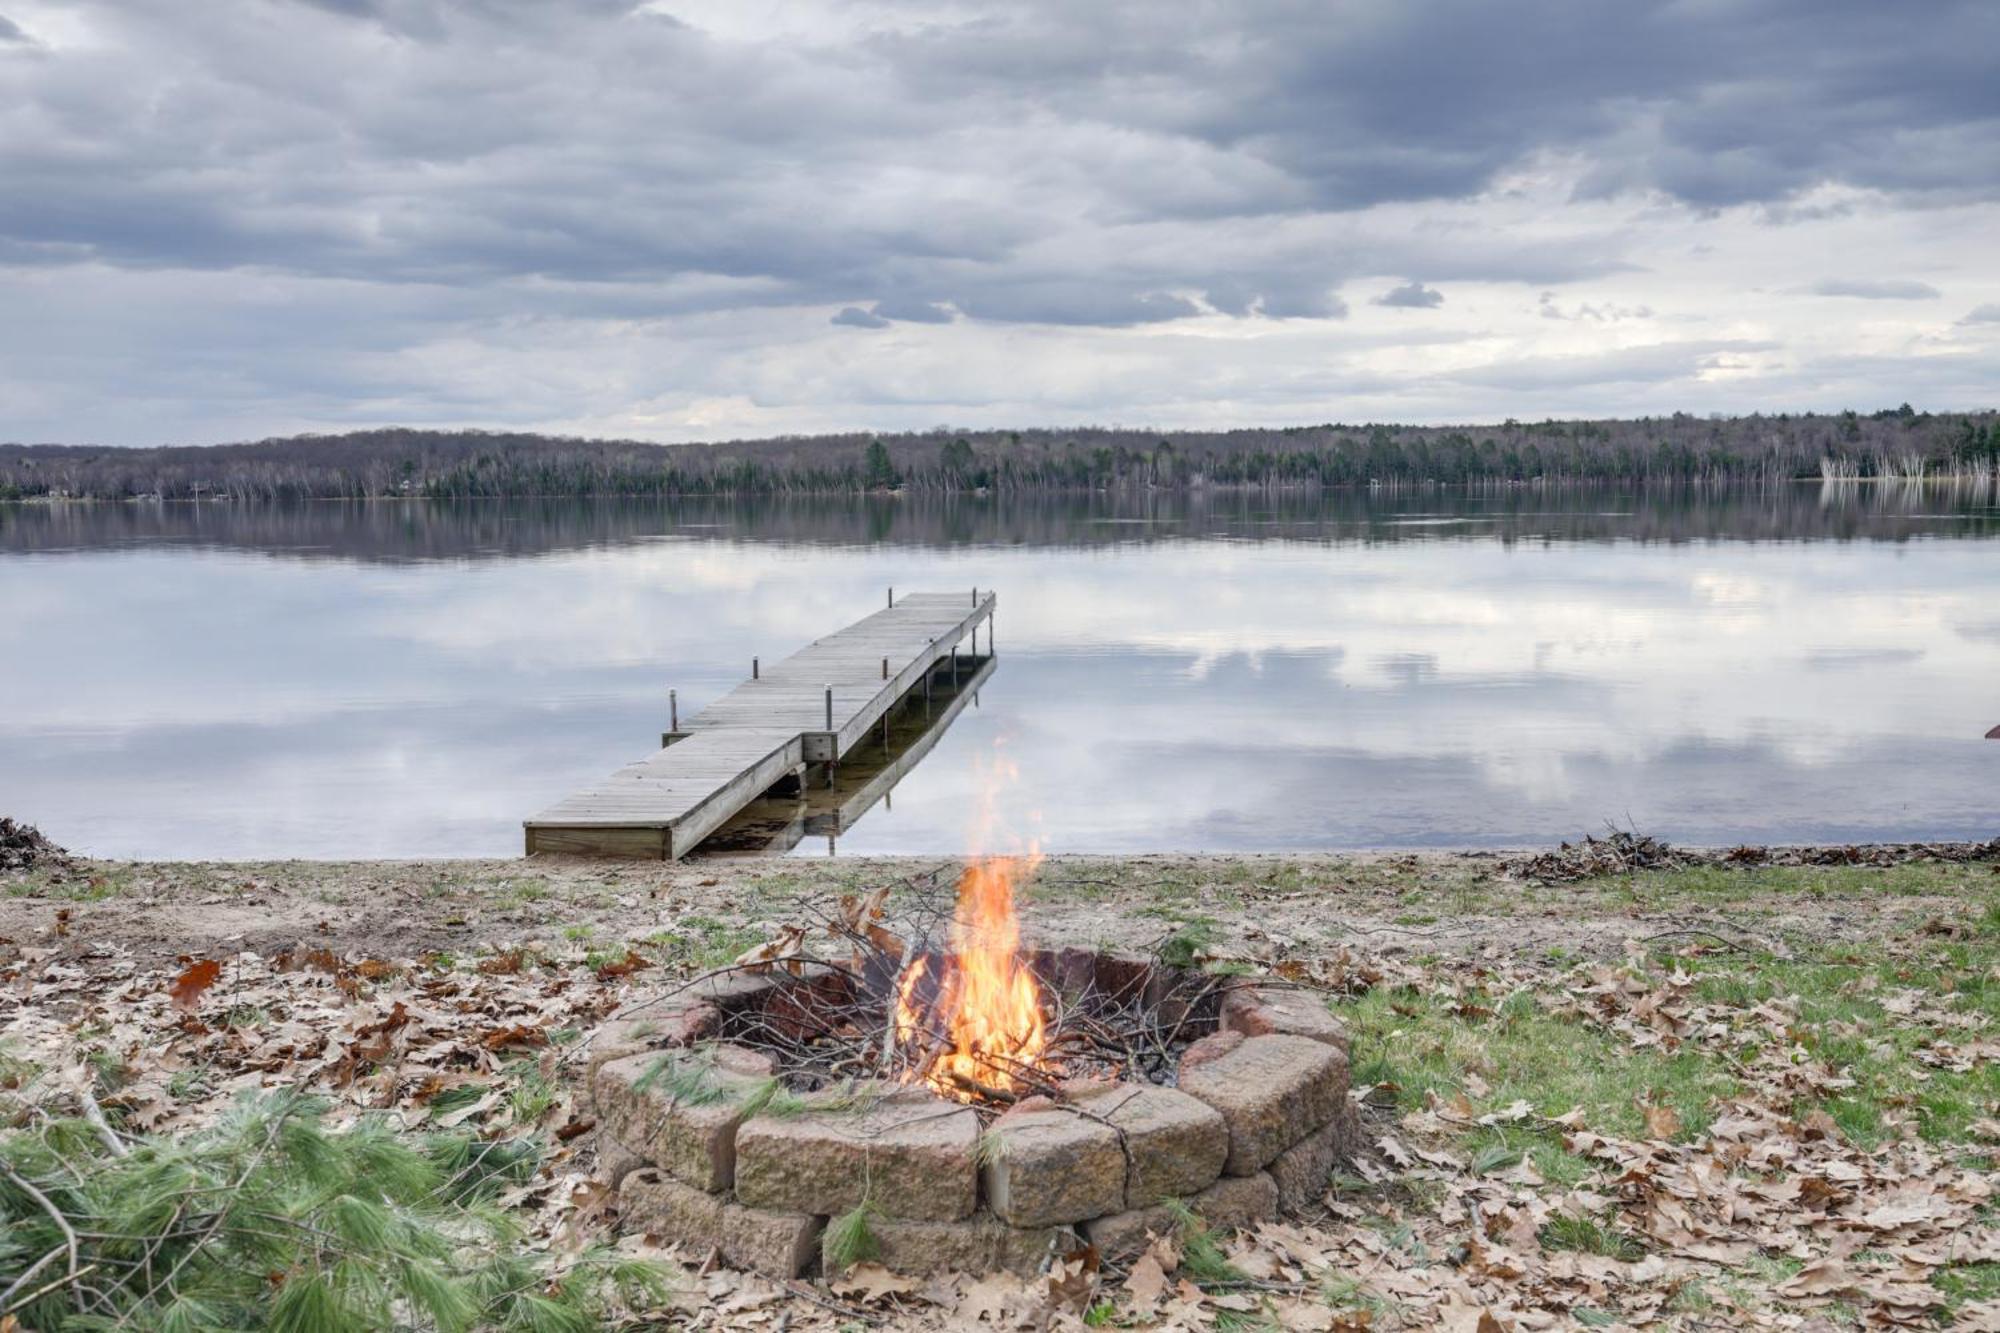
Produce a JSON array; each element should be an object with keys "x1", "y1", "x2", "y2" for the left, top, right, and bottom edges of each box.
[
  {"x1": 1961, "y1": 304, "x2": 2000, "y2": 324},
  {"x1": 830, "y1": 306, "x2": 890, "y2": 329},
  {"x1": 1376, "y1": 281, "x2": 1443, "y2": 309},
  {"x1": 869, "y1": 298, "x2": 955, "y2": 324},
  {"x1": 0, "y1": 14, "x2": 26, "y2": 43},
  {"x1": 1811, "y1": 278, "x2": 1943, "y2": 300},
  {"x1": 0, "y1": 0, "x2": 1995, "y2": 442}
]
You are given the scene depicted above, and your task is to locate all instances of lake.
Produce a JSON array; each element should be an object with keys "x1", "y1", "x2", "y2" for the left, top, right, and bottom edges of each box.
[{"x1": 3, "y1": 486, "x2": 1996, "y2": 860}]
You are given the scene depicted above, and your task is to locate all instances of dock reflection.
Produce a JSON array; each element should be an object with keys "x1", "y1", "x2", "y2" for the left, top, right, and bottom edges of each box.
[{"x1": 699, "y1": 654, "x2": 997, "y2": 855}]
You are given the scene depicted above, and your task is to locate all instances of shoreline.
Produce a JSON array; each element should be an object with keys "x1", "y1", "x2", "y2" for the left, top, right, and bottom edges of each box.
[{"x1": 6, "y1": 838, "x2": 1993, "y2": 969}]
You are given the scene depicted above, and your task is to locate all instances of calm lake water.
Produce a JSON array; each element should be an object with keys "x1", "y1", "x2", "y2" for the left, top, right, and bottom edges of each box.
[{"x1": 3, "y1": 487, "x2": 1997, "y2": 860}]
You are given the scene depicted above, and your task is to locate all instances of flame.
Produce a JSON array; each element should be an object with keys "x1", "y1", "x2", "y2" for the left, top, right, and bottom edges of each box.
[{"x1": 894, "y1": 850, "x2": 1049, "y2": 1101}]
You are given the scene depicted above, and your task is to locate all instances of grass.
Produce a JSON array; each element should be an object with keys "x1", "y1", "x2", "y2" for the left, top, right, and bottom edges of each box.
[
  {"x1": 1344, "y1": 977, "x2": 1739, "y2": 1186},
  {"x1": 642, "y1": 917, "x2": 766, "y2": 970},
  {"x1": 1334, "y1": 868, "x2": 2000, "y2": 1314},
  {"x1": 4, "y1": 865, "x2": 135, "y2": 901},
  {"x1": 1540, "y1": 1211, "x2": 1647, "y2": 1261}
]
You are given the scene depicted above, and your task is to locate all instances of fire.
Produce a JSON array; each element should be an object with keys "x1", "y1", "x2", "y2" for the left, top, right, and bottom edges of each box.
[{"x1": 893, "y1": 851, "x2": 1048, "y2": 1101}]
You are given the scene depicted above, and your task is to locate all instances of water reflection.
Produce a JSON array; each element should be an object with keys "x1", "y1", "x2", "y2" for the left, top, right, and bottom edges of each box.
[{"x1": 1, "y1": 487, "x2": 1995, "y2": 859}]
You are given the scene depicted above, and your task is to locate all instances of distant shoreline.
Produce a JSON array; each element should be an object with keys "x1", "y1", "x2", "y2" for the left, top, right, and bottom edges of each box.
[{"x1": 5, "y1": 410, "x2": 1996, "y2": 502}]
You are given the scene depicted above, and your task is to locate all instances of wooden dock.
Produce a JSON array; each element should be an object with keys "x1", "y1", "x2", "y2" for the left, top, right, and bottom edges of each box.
[{"x1": 524, "y1": 591, "x2": 996, "y2": 858}]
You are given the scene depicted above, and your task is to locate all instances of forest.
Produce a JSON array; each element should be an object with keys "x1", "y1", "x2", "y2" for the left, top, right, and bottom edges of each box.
[{"x1": 3, "y1": 407, "x2": 1997, "y2": 501}]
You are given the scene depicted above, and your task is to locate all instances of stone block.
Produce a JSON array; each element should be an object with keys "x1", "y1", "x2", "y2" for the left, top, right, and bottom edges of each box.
[
  {"x1": 596, "y1": 1130, "x2": 646, "y2": 1188},
  {"x1": 619, "y1": 1169, "x2": 822, "y2": 1278},
  {"x1": 1178, "y1": 1029, "x2": 1244, "y2": 1071},
  {"x1": 593, "y1": 1049, "x2": 772, "y2": 1192},
  {"x1": 827, "y1": 1212, "x2": 1063, "y2": 1277},
  {"x1": 735, "y1": 1085, "x2": 978, "y2": 1221},
  {"x1": 685, "y1": 970, "x2": 782, "y2": 1012},
  {"x1": 1063, "y1": 1082, "x2": 1228, "y2": 1208},
  {"x1": 1222, "y1": 986, "x2": 1351, "y2": 1057},
  {"x1": 1176, "y1": 1034, "x2": 1347, "y2": 1174},
  {"x1": 983, "y1": 1105, "x2": 1126, "y2": 1227},
  {"x1": 1268, "y1": 1113, "x2": 1354, "y2": 1212},
  {"x1": 582, "y1": 1003, "x2": 721, "y2": 1109},
  {"x1": 1082, "y1": 1173, "x2": 1278, "y2": 1260},
  {"x1": 720, "y1": 1201, "x2": 827, "y2": 1279},
  {"x1": 619, "y1": 1165, "x2": 722, "y2": 1241}
]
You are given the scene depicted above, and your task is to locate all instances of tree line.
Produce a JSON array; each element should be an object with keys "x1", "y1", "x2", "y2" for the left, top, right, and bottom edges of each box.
[{"x1": 3, "y1": 407, "x2": 1996, "y2": 501}]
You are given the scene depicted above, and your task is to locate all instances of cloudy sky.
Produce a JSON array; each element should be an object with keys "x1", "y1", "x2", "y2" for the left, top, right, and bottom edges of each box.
[{"x1": 2, "y1": 0, "x2": 1996, "y2": 447}]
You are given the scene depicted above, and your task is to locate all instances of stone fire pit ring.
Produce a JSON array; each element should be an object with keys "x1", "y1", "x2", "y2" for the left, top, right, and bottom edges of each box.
[{"x1": 584, "y1": 953, "x2": 1358, "y2": 1279}]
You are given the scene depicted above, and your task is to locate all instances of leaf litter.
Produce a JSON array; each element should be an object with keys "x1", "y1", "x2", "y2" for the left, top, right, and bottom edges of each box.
[{"x1": 2, "y1": 857, "x2": 1996, "y2": 1329}]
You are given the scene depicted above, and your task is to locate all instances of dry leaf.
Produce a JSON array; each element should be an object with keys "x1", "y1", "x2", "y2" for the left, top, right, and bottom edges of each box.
[
  {"x1": 168, "y1": 959, "x2": 222, "y2": 1012},
  {"x1": 1122, "y1": 1251, "x2": 1168, "y2": 1313},
  {"x1": 830, "y1": 1262, "x2": 918, "y2": 1304},
  {"x1": 1641, "y1": 1098, "x2": 1682, "y2": 1141}
]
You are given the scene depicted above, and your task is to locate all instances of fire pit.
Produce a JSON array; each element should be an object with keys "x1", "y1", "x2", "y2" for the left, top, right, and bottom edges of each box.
[{"x1": 586, "y1": 859, "x2": 1357, "y2": 1278}]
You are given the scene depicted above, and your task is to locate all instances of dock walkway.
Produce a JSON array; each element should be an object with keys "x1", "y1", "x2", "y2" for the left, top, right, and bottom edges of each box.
[{"x1": 525, "y1": 591, "x2": 994, "y2": 858}]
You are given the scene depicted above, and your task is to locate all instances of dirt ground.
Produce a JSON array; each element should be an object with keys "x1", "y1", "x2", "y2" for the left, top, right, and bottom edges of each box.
[{"x1": 4, "y1": 847, "x2": 1997, "y2": 1329}]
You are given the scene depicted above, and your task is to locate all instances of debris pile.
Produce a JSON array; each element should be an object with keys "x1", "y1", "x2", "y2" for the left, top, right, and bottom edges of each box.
[
  {"x1": 1509, "y1": 831, "x2": 2000, "y2": 882},
  {"x1": 1505, "y1": 830, "x2": 1692, "y2": 882},
  {"x1": 0, "y1": 815, "x2": 70, "y2": 873}
]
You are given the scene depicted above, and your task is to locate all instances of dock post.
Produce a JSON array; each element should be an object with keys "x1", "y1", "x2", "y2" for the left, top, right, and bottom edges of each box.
[
  {"x1": 888, "y1": 587, "x2": 894, "y2": 608},
  {"x1": 973, "y1": 623, "x2": 978, "y2": 655},
  {"x1": 752, "y1": 656, "x2": 759, "y2": 680},
  {"x1": 824, "y1": 685, "x2": 833, "y2": 730},
  {"x1": 670, "y1": 689, "x2": 678, "y2": 732}
]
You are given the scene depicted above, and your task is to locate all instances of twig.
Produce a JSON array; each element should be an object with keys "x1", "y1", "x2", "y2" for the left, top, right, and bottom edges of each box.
[
  {"x1": 1, "y1": 1245, "x2": 69, "y2": 1312},
  {"x1": 2, "y1": 1163, "x2": 79, "y2": 1310},
  {"x1": 786, "y1": 1279, "x2": 884, "y2": 1325},
  {"x1": 6, "y1": 1262, "x2": 100, "y2": 1314},
  {"x1": 74, "y1": 1078, "x2": 130, "y2": 1158},
  {"x1": 1637, "y1": 928, "x2": 1787, "y2": 960}
]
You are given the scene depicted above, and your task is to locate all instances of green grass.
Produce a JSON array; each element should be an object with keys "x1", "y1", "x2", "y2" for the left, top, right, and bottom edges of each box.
[
  {"x1": 1593, "y1": 861, "x2": 1982, "y2": 912},
  {"x1": 4, "y1": 865, "x2": 135, "y2": 901},
  {"x1": 1344, "y1": 980, "x2": 1739, "y2": 1185},
  {"x1": 642, "y1": 917, "x2": 766, "y2": 970},
  {"x1": 1669, "y1": 926, "x2": 2000, "y2": 1150},
  {"x1": 1540, "y1": 1211, "x2": 1646, "y2": 1262}
]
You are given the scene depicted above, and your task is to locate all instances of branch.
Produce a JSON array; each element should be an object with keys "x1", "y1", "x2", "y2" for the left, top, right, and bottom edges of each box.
[{"x1": 1, "y1": 1163, "x2": 79, "y2": 1312}]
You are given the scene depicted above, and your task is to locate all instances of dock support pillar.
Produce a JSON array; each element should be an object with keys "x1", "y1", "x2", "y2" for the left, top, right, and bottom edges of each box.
[
  {"x1": 753, "y1": 656, "x2": 759, "y2": 680},
  {"x1": 669, "y1": 689, "x2": 678, "y2": 732}
]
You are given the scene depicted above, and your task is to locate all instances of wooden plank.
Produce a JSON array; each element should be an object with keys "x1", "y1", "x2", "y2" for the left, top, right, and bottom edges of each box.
[{"x1": 525, "y1": 592, "x2": 995, "y2": 858}]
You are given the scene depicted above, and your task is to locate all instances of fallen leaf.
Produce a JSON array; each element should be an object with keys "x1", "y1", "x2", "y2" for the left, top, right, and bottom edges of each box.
[
  {"x1": 169, "y1": 959, "x2": 222, "y2": 1012},
  {"x1": 830, "y1": 1262, "x2": 918, "y2": 1304}
]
